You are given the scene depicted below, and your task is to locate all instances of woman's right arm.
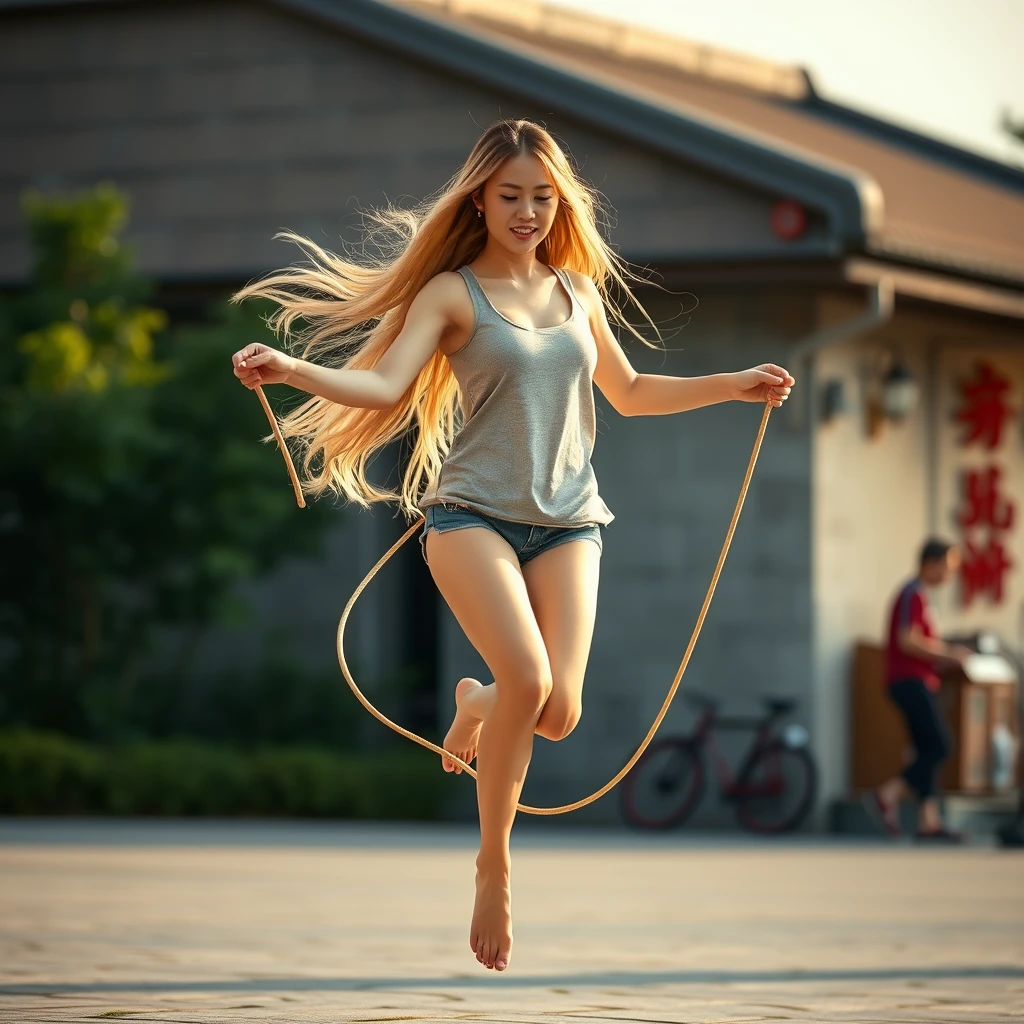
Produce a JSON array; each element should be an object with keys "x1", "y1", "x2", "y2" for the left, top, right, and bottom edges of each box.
[{"x1": 232, "y1": 273, "x2": 466, "y2": 409}]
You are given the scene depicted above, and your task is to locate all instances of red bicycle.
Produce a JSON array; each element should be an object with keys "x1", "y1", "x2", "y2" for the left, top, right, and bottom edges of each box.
[{"x1": 620, "y1": 690, "x2": 817, "y2": 834}]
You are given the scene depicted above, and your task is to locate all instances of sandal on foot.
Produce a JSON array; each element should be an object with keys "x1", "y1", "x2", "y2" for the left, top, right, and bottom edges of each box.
[{"x1": 863, "y1": 788, "x2": 901, "y2": 837}]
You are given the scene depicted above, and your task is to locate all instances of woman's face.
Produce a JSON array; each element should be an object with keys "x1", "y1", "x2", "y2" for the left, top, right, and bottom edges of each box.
[{"x1": 476, "y1": 153, "x2": 558, "y2": 254}]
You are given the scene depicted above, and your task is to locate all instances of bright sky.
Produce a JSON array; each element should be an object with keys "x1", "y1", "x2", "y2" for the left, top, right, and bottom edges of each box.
[{"x1": 546, "y1": 0, "x2": 1024, "y2": 167}]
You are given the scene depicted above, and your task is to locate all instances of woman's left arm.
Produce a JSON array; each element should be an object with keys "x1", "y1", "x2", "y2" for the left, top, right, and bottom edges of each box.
[{"x1": 575, "y1": 273, "x2": 794, "y2": 416}]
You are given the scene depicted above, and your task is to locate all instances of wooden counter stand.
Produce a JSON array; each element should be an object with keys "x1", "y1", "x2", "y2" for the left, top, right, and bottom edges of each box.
[{"x1": 849, "y1": 641, "x2": 1019, "y2": 794}]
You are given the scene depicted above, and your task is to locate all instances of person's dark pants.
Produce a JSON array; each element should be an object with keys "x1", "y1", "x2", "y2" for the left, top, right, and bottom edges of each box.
[{"x1": 888, "y1": 677, "x2": 952, "y2": 801}]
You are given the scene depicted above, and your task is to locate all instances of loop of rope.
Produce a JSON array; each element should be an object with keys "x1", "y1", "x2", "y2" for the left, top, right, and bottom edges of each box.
[{"x1": 255, "y1": 384, "x2": 772, "y2": 815}]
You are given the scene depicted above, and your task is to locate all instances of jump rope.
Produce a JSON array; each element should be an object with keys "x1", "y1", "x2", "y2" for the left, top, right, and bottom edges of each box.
[{"x1": 254, "y1": 384, "x2": 773, "y2": 816}]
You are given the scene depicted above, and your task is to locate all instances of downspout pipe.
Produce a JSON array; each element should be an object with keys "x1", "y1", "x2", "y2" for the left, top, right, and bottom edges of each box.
[{"x1": 786, "y1": 276, "x2": 896, "y2": 431}]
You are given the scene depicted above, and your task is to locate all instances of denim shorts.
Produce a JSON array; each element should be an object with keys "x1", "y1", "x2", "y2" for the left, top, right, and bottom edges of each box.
[{"x1": 419, "y1": 501, "x2": 603, "y2": 567}]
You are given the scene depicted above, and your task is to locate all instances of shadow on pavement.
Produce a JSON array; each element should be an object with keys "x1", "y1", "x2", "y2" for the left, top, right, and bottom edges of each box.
[{"x1": 3, "y1": 965, "x2": 1022, "y2": 994}]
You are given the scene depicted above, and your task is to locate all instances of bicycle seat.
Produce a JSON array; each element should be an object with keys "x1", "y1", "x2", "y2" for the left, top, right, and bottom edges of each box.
[
  {"x1": 763, "y1": 696, "x2": 796, "y2": 715},
  {"x1": 684, "y1": 690, "x2": 720, "y2": 711}
]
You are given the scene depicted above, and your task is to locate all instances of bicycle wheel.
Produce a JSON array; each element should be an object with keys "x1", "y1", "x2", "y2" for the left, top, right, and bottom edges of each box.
[
  {"x1": 734, "y1": 740, "x2": 817, "y2": 834},
  {"x1": 620, "y1": 738, "x2": 704, "y2": 830}
]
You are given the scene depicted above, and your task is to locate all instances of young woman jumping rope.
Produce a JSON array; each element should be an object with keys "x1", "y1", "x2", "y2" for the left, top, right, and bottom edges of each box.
[{"x1": 230, "y1": 119, "x2": 794, "y2": 975}]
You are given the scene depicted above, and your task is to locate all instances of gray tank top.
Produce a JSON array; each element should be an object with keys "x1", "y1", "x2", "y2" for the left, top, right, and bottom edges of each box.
[{"x1": 420, "y1": 265, "x2": 613, "y2": 527}]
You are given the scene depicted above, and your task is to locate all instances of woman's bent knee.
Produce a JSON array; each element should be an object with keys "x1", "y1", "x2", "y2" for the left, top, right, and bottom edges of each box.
[{"x1": 535, "y1": 702, "x2": 582, "y2": 742}]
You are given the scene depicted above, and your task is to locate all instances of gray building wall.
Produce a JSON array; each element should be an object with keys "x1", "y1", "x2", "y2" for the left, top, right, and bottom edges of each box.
[
  {"x1": 1, "y1": 0, "x2": 835, "y2": 825},
  {"x1": 439, "y1": 285, "x2": 816, "y2": 824},
  {"x1": 178, "y1": 495, "x2": 419, "y2": 720},
  {"x1": 0, "y1": 0, "x2": 829, "y2": 282}
]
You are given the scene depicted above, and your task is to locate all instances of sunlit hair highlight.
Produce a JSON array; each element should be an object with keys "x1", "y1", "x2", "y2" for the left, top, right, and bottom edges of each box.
[{"x1": 231, "y1": 119, "x2": 660, "y2": 520}]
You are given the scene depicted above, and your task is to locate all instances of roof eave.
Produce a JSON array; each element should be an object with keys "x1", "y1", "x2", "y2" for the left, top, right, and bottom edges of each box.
[
  {"x1": 863, "y1": 239, "x2": 1024, "y2": 292},
  {"x1": 644, "y1": 254, "x2": 1024, "y2": 322},
  {"x1": 271, "y1": 0, "x2": 879, "y2": 247}
]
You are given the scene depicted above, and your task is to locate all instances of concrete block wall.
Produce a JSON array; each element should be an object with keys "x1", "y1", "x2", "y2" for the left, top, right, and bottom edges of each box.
[
  {"x1": 1, "y1": 0, "x2": 812, "y2": 282},
  {"x1": 439, "y1": 285, "x2": 816, "y2": 826},
  {"x1": 170, "y1": 455, "x2": 416, "y2": 713},
  {"x1": 0, "y1": 0, "x2": 831, "y2": 822}
]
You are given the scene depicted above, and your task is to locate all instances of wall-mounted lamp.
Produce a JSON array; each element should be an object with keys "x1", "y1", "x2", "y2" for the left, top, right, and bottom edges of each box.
[
  {"x1": 866, "y1": 346, "x2": 919, "y2": 439},
  {"x1": 881, "y1": 360, "x2": 919, "y2": 420}
]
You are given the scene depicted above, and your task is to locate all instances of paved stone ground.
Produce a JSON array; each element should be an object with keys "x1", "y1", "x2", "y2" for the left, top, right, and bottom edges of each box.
[{"x1": 0, "y1": 820, "x2": 1022, "y2": 1023}]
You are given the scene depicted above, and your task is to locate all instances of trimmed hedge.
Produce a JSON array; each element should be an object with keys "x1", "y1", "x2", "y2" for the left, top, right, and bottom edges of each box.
[{"x1": 0, "y1": 729, "x2": 447, "y2": 819}]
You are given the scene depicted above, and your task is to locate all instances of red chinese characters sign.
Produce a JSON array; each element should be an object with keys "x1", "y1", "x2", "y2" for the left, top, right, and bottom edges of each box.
[
  {"x1": 959, "y1": 466, "x2": 1015, "y2": 531},
  {"x1": 955, "y1": 361, "x2": 1016, "y2": 607},
  {"x1": 960, "y1": 537, "x2": 1013, "y2": 605},
  {"x1": 955, "y1": 362, "x2": 1013, "y2": 449}
]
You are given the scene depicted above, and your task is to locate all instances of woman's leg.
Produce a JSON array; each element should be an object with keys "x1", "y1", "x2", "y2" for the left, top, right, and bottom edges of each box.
[
  {"x1": 522, "y1": 538, "x2": 602, "y2": 742},
  {"x1": 425, "y1": 525, "x2": 552, "y2": 972},
  {"x1": 439, "y1": 535, "x2": 601, "y2": 762}
]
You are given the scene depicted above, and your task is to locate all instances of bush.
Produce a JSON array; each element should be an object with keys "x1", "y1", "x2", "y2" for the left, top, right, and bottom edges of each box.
[{"x1": 0, "y1": 730, "x2": 448, "y2": 819}]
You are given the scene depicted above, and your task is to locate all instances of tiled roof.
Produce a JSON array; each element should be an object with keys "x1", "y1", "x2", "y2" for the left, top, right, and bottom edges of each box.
[{"x1": 396, "y1": 0, "x2": 1024, "y2": 288}]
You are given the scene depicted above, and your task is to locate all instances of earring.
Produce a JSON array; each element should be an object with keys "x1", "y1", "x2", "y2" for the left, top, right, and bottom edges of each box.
[{"x1": 477, "y1": 209, "x2": 482, "y2": 219}]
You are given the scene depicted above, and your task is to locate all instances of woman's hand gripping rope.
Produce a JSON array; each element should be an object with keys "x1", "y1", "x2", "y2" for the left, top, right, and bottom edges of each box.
[
  {"x1": 233, "y1": 342, "x2": 294, "y2": 389},
  {"x1": 233, "y1": 343, "x2": 305, "y2": 508},
  {"x1": 730, "y1": 363, "x2": 794, "y2": 408},
  {"x1": 242, "y1": 359, "x2": 778, "y2": 815}
]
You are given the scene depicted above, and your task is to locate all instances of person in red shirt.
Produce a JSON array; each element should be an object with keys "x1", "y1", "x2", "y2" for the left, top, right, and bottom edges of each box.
[{"x1": 870, "y1": 539, "x2": 973, "y2": 841}]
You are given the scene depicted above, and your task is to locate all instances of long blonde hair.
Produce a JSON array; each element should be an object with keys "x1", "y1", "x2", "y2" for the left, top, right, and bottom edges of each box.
[{"x1": 232, "y1": 119, "x2": 659, "y2": 520}]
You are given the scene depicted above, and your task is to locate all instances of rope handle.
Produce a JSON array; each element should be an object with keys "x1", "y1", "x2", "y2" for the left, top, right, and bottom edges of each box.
[
  {"x1": 254, "y1": 384, "x2": 772, "y2": 815},
  {"x1": 256, "y1": 385, "x2": 305, "y2": 508}
]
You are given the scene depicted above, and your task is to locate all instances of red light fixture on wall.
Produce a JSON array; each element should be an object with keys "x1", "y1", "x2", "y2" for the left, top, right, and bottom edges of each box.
[{"x1": 771, "y1": 199, "x2": 806, "y2": 241}]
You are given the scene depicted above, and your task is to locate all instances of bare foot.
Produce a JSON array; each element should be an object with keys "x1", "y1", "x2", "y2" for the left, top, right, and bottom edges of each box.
[
  {"x1": 470, "y1": 863, "x2": 513, "y2": 971},
  {"x1": 442, "y1": 677, "x2": 485, "y2": 774}
]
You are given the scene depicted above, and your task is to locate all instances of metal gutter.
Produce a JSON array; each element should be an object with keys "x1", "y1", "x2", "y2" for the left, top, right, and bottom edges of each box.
[
  {"x1": 844, "y1": 258, "x2": 1024, "y2": 321},
  {"x1": 789, "y1": 279, "x2": 896, "y2": 361}
]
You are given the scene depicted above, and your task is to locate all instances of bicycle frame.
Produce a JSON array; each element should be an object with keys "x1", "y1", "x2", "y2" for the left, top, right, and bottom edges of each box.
[{"x1": 687, "y1": 706, "x2": 788, "y2": 801}]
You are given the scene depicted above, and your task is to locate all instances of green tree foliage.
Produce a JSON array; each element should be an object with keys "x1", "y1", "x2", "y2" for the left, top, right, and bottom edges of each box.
[{"x1": 0, "y1": 184, "x2": 337, "y2": 738}]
